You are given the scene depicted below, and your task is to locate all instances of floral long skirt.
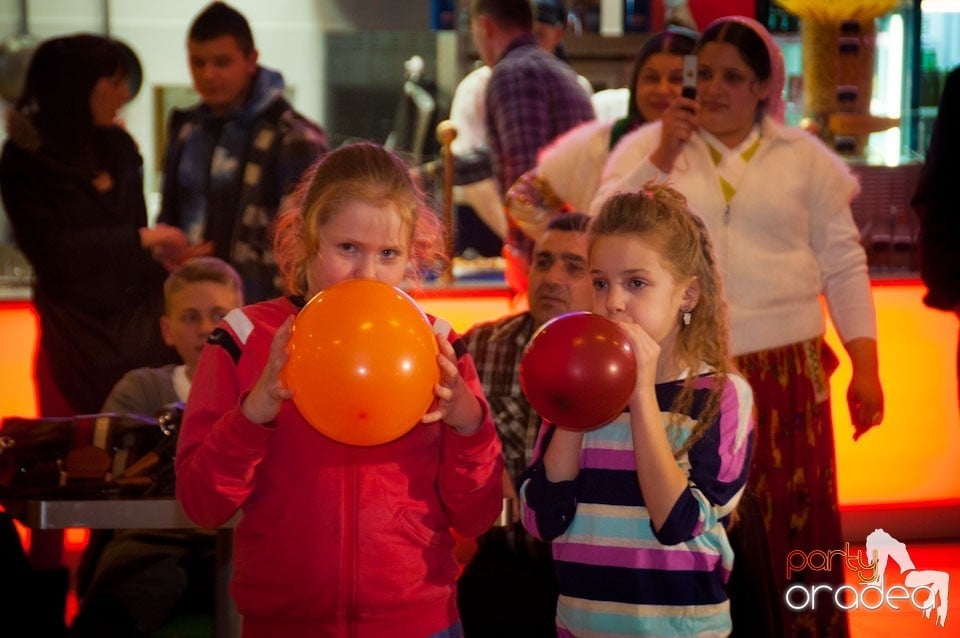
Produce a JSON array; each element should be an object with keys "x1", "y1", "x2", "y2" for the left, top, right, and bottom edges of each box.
[{"x1": 735, "y1": 337, "x2": 849, "y2": 638}]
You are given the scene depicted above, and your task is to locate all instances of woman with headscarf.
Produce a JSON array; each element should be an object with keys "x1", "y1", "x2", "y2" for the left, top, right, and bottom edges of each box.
[
  {"x1": 0, "y1": 34, "x2": 197, "y2": 416},
  {"x1": 504, "y1": 26, "x2": 697, "y2": 240},
  {"x1": 590, "y1": 16, "x2": 884, "y2": 637}
]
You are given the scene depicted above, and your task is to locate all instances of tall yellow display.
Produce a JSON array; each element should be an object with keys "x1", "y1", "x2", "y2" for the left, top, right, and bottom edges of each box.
[{"x1": 777, "y1": 0, "x2": 897, "y2": 155}]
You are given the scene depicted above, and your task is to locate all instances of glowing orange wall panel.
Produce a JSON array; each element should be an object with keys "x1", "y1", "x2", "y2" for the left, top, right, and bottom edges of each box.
[
  {"x1": 0, "y1": 302, "x2": 38, "y2": 418},
  {"x1": 3, "y1": 282, "x2": 957, "y2": 509},
  {"x1": 825, "y1": 283, "x2": 960, "y2": 507}
]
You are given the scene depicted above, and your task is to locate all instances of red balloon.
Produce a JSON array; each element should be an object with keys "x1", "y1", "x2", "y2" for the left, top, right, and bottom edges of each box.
[
  {"x1": 520, "y1": 312, "x2": 637, "y2": 431},
  {"x1": 283, "y1": 279, "x2": 440, "y2": 446}
]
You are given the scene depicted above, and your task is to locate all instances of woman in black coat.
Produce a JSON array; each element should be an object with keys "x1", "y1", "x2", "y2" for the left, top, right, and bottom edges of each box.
[{"x1": 0, "y1": 34, "x2": 198, "y2": 416}]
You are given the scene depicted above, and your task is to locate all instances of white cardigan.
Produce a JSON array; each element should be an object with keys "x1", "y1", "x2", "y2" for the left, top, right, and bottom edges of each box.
[
  {"x1": 535, "y1": 119, "x2": 615, "y2": 214},
  {"x1": 590, "y1": 117, "x2": 877, "y2": 356}
]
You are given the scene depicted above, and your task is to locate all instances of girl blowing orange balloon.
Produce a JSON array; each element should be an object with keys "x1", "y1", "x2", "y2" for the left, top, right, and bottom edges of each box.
[{"x1": 175, "y1": 142, "x2": 504, "y2": 638}]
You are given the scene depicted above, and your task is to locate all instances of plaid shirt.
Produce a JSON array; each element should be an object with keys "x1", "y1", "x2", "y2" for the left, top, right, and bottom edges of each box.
[
  {"x1": 486, "y1": 34, "x2": 595, "y2": 259},
  {"x1": 463, "y1": 312, "x2": 540, "y2": 482}
]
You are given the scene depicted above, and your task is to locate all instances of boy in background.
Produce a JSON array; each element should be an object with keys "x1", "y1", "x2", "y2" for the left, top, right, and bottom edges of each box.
[
  {"x1": 71, "y1": 257, "x2": 243, "y2": 638},
  {"x1": 158, "y1": 2, "x2": 326, "y2": 303},
  {"x1": 101, "y1": 256, "x2": 244, "y2": 416}
]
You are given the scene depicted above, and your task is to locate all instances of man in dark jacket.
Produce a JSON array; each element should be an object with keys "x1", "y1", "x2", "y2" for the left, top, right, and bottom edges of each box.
[{"x1": 159, "y1": 2, "x2": 327, "y2": 303}]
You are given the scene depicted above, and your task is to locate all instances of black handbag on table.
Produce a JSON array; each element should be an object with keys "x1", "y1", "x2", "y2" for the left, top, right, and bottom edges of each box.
[{"x1": 0, "y1": 403, "x2": 182, "y2": 498}]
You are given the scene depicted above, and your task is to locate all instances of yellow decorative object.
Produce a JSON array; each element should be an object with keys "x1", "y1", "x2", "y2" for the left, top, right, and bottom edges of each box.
[
  {"x1": 776, "y1": 0, "x2": 896, "y2": 22},
  {"x1": 776, "y1": 0, "x2": 897, "y2": 155},
  {"x1": 800, "y1": 18, "x2": 876, "y2": 121},
  {"x1": 827, "y1": 113, "x2": 900, "y2": 137}
]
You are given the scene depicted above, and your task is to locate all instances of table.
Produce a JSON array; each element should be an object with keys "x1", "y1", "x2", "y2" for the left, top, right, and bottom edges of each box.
[{"x1": 4, "y1": 496, "x2": 240, "y2": 638}]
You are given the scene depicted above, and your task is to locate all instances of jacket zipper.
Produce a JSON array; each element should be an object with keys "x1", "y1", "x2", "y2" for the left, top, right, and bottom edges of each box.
[{"x1": 342, "y1": 452, "x2": 359, "y2": 636}]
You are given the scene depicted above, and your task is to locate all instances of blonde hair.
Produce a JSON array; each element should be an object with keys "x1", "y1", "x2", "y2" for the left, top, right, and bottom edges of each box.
[
  {"x1": 589, "y1": 184, "x2": 734, "y2": 456},
  {"x1": 273, "y1": 143, "x2": 446, "y2": 296},
  {"x1": 163, "y1": 256, "x2": 244, "y2": 315}
]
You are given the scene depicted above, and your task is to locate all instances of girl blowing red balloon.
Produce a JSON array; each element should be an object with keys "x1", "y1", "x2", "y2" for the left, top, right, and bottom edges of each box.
[
  {"x1": 175, "y1": 142, "x2": 503, "y2": 638},
  {"x1": 520, "y1": 185, "x2": 755, "y2": 637}
]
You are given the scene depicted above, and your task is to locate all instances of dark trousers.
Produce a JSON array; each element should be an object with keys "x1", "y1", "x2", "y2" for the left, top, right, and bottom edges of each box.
[
  {"x1": 727, "y1": 489, "x2": 784, "y2": 637},
  {"x1": 0, "y1": 512, "x2": 68, "y2": 638},
  {"x1": 69, "y1": 530, "x2": 215, "y2": 638},
  {"x1": 457, "y1": 524, "x2": 558, "y2": 638},
  {"x1": 454, "y1": 204, "x2": 502, "y2": 258}
]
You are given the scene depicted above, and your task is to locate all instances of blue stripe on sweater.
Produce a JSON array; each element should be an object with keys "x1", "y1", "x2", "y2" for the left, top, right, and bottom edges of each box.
[
  {"x1": 578, "y1": 468, "x2": 643, "y2": 506},
  {"x1": 558, "y1": 596, "x2": 732, "y2": 637},
  {"x1": 556, "y1": 562, "x2": 729, "y2": 605},
  {"x1": 520, "y1": 372, "x2": 753, "y2": 637}
]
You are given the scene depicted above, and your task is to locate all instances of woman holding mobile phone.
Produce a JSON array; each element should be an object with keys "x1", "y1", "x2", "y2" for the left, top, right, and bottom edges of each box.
[
  {"x1": 504, "y1": 26, "x2": 697, "y2": 239},
  {"x1": 681, "y1": 53, "x2": 697, "y2": 100}
]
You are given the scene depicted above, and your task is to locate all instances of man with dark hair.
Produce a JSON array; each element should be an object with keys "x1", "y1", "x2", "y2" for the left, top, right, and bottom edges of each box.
[
  {"x1": 188, "y1": 0, "x2": 254, "y2": 53},
  {"x1": 158, "y1": 1, "x2": 327, "y2": 303},
  {"x1": 532, "y1": 0, "x2": 567, "y2": 52},
  {"x1": 468, "y1": 0, "x2": 594, "y2": 297},
  {"x1": 532, "y1": 0, "x2": 588, "y2": 87},
  {"x1": 448, "y1": 0, "x2": 591, "y2": 260},
  {"x1": 460, "y1": 212, "x2": 594, "y2": 637}
]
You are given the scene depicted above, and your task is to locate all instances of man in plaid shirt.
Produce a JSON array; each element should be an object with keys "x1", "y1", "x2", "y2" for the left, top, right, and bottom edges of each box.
[
  {"x1": 469, "y1": 0, "x2": 594, "y2": 297},
  {"x1": 459, "y1": 213, "x2": 593, "y2": 636}
]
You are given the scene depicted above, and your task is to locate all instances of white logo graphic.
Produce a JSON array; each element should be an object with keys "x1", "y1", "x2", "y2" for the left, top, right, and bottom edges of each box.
[
  {"x1": 784, "y1": 528, "x2": 949, "y2": 628},
  {"x1": 864, "y1": 529, "x2": 949, "y2": 628}
]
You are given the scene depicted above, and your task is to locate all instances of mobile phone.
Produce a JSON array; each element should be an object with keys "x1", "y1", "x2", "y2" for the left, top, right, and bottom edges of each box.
[{"x1": 681, "y1": 54, "x2": 697, "y2": 100}]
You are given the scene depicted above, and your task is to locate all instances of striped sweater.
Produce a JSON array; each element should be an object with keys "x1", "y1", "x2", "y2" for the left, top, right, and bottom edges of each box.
[{"x1": 519, "y1": 373, "x2": 755, "y2": 637}]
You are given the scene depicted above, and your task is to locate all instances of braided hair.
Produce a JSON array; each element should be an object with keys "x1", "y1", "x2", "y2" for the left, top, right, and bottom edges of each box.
[{"x1": 589, "y1": 183, "x2": 734, "y2": 456}]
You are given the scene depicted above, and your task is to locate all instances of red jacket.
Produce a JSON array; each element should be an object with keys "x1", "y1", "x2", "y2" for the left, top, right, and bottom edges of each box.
[{"x1": 176, "y1": 296, "x2": 503, "y2": 637}]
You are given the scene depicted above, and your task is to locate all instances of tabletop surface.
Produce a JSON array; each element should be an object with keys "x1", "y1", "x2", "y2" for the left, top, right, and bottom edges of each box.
[{"x1": 3, "y1": 496, "x2": 238, "y2": 530}]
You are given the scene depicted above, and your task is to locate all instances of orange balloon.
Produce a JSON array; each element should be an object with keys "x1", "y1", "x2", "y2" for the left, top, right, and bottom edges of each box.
[{"x1": 283, "y1": 279, "x2": 440, "y2": 446}]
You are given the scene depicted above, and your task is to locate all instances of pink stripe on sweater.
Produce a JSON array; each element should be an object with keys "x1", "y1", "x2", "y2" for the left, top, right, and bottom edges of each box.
[
  {"x1": 581, "y1": 446, "x2": 635, "y2": 471},
  {"x1": 558, "y1": 541, "x2": 720, "y2": 572}
]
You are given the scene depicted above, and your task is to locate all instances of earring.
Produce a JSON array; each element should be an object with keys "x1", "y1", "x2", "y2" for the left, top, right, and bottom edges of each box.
[{"x1": 682, "y1": 309, "x2": 692, "y2": 326}]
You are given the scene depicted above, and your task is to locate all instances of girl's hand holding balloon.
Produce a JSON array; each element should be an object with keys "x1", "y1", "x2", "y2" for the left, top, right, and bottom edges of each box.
[
  {"x1": 616, "y1": 321, "x2": 661, "y2": 401},
  {"x1": 615, "y1": 320, "x2": 688, "y2": 528},
  {"x1": 242, "y1": 316, "x2": 294, "y2": 425},
  {"x1": 423, "y1": 335, "x2": 483, "y2": 436}
]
